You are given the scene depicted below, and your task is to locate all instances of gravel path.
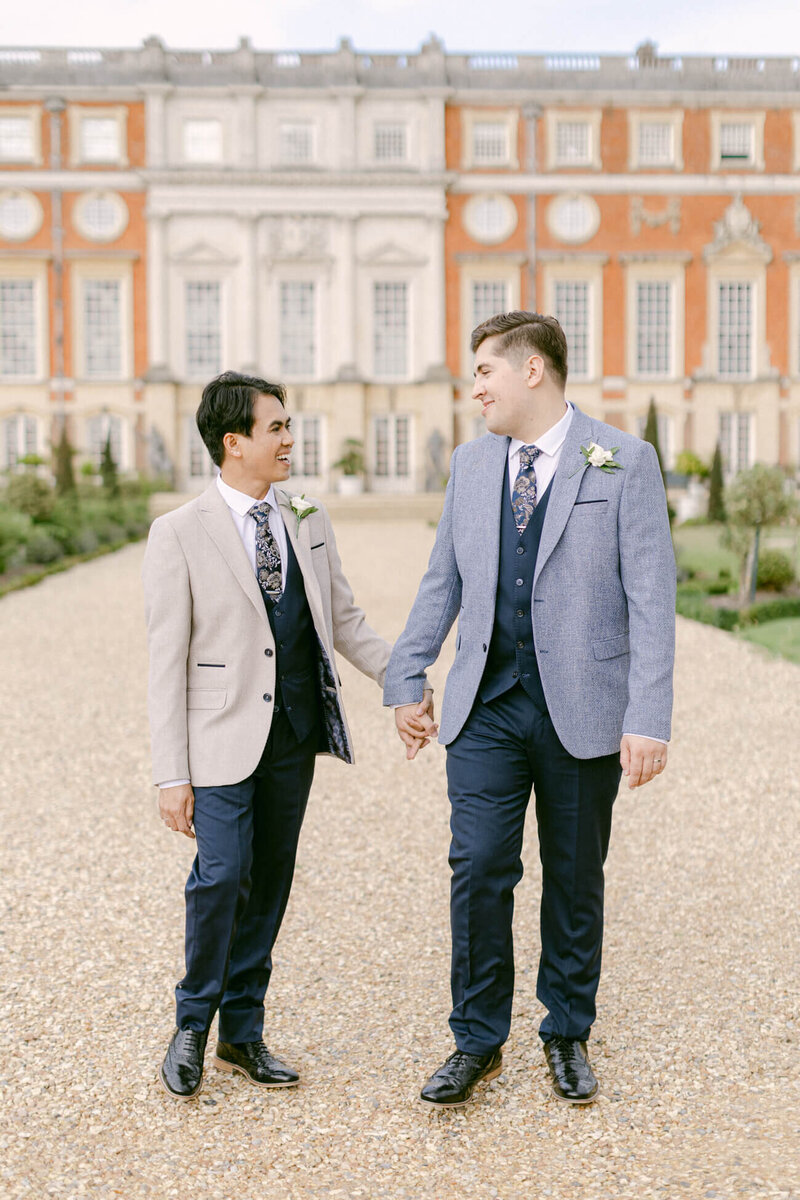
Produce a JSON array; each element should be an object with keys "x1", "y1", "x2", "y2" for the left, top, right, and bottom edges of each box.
[{"x1": 1, "y1": 521, "x2": 799, "y2": 1200}]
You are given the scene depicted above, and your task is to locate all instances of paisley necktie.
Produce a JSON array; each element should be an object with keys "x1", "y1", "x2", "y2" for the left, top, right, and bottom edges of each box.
[
  {"x1": 511, "y1": 445, "x2": 542, "y2": 534},
  {"x1": 248, "y1": 502, "x2": 283, "y2": 599}
]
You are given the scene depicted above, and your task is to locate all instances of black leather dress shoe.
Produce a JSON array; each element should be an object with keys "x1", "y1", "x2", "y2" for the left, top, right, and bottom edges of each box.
[
  {"x1": 213, "y1": 1041, "x2": 300, "y2": 1087},
  {"x1": 420, "y1": 1049, "x2": 503, "y2": 1108},
  {"x1": 543, "y1": 1036, "x2": 599, "y2": 1104},
  {"x1": 159, "y1": 1027, "x2": 209, "y2": 1100}
]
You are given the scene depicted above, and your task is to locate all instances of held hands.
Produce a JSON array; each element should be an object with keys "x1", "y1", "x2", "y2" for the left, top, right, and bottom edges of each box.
[
  {"x1": 620, "y1": 735, "x2": 668, "y2": 789},
  {"x1": 159, "y1": 783, "x2": 196, "y2": 838},
  {"x1": 394, "y1": 689, "x2": 438, "y2": 761}
]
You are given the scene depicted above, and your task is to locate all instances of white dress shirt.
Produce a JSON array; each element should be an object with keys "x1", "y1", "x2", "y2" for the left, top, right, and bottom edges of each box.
[
  {"x1": 158, "y1": 476, "x2": 290, "y2": 789},
  {"x1": 506, "y1": 403, "x2": 666, "y2": 749}
]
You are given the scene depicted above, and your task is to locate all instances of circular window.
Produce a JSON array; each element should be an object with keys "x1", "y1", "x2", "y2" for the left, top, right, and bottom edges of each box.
[
  {"x1": 463, "y1": 193, "x2": 518, "y2": 245},
  {"x1": 73, "y1": 191, "x2": 129, "y2": 242},
  {"x1": 0, "y1": 189, "x2": 43, "y2": 241},
  {"x1": 546, "y1": 193, "x2": 600, "y2": 245}
]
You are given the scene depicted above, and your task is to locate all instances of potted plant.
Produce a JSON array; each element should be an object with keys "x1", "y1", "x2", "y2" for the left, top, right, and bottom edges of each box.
[{"x1": 333, "y1": 438, "x2": 365, "y2": 496}]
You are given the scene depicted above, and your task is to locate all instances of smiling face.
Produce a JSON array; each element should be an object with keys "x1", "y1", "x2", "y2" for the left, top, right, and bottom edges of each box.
[
  {"x1": 472, "y1": 335, "x2": 542, "y2": 439},
  {"x1": 222, "y1": 392, "x2": 294, "y2": 491}
]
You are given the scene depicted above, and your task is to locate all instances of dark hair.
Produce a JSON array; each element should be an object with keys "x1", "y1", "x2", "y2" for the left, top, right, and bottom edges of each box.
[
  {"x1": 470, "y1": 311, "x2": 568, "y2": 388},
  {"x1": 196, "y1": 371, "x2": 286, "y2": 467}
]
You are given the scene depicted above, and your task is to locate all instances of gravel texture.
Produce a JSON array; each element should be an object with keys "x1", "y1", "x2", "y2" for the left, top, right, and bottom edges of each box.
[{"x1": 1, "y1": 520, "x2": 799, "y2": 1200}]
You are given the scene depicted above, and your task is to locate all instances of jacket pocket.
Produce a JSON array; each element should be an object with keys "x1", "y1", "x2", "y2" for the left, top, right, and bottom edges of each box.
[
  {"x1": 592, "y1": 634, "x2": 630, "y2": 660},
  {"x1": 574, "y1": 499, "x2": 608, "y2": 506},
  {"x1": 187, "y1": 688, "x2": 227, "y2": 710}
]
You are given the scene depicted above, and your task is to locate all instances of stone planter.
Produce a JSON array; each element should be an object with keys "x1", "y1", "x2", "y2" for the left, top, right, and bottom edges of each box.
[{"x1": 337, "y1": 475, "x2": 364, "y2": 496}]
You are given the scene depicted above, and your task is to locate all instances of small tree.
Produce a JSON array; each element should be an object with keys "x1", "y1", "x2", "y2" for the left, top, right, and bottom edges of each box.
[
  {"x1": 53, "y1": 423, "x2": 76, "y2": 496},
  {"x1": 643, "y1": 397, "x2": 666, "y2": 489},
  {"x1": 723, "y1": 464, "x2": 797, "y2": 606},
  {"x1": 707, "y1": 442, "x2": 726, "y2": 523},
  {"x1": 100, "y1": 433, "x2": 119, "y2": 497}
]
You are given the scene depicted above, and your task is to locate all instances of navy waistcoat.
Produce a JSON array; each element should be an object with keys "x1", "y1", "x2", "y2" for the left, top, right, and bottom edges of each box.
[
  {"x1": 261, "y1": 534, "x2": 320, "y2": 745},
  {"x1": 479, "y1": 463, "x2": 552, "y2": 708}
]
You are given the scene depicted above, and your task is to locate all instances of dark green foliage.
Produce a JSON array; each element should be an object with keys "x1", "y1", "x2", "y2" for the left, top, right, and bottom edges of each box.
[
  {"x1": 707, "y1": 442, "x2": 726, "y2": 522},
  {"x1": 53, "y1": 425, "x2": 76, "y2": 496},
  {"x1": 756, "y1": 548, "x2": 795, "y2": 592},
  {"x1": 5, "y1": 474, "x2": 54, "y2": 522},
  {"x1": 0, "y1": 509, "x2": 32, "y2": 573},
  {"x1": 100, "y1": 433, "x2": 120, "y2": 496},
  {"x1": 642, "y1": 398, "x2": 666, "y2": 489},
  {"x1": 24, "y1": 528, "x2": 65, "y2": 565},
  {"x1": 740, "y1": 597, "x2": 800, "y2": 625}
]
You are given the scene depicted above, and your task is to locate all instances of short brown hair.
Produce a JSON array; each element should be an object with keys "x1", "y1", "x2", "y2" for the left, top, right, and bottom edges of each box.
[
  {"x1": 471, "y1": 311, "x2": 568, "y2": 388},
  {"x1": 197, "y1": 370, "x2": 286, "y2": 467}
]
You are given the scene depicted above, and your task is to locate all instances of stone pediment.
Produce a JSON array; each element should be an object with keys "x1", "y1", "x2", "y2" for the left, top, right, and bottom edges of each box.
[
  {"x1": 359, "y1": 241, "x2": 428, "y2": 267},
  {"x1": 703, "y1": 195, "x2": 772, "y2": 264},
  {"x1": 170, "y1": 241, "x2": 238, "y2": 265}
]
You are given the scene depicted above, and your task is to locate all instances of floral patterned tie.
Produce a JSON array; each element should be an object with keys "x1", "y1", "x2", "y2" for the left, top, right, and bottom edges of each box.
[
  {"x1": 511, "y1": 444, "x2": 542, "y2": 533},
  {"x1": 248, "y1": 502, "x2": 283, "y2": 599}
]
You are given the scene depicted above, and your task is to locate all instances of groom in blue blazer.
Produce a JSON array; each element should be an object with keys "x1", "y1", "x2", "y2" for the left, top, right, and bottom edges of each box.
[{"x1": 386, "y1": 311, "x2": 676, "y2": 1107}]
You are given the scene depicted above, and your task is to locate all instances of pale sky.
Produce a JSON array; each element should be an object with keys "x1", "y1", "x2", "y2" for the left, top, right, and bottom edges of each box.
[{"x1": 3, "y1": 0, "x2": 800, "y2": 56}]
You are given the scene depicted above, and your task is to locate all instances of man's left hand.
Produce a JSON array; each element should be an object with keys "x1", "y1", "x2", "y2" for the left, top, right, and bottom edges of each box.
[
  {"x1": 620, "y1": 735, "x2": 668, "y2": 789},
  {"x1": 394, "y1": 689, "x2": 438, "y2": 760}
]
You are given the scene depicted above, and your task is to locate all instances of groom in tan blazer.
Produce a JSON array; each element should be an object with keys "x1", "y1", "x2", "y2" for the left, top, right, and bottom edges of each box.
[{"x1": 143, "y1": 371, "x2": 430, "y2": 1100}]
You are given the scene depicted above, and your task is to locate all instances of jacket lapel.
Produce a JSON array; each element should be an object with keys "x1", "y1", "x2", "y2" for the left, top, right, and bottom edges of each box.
[
  {"x1": 534, "y1": 406, "x2": 597, "y2": 586},
  {"x1": 276, "y1": 490, "x2": 327, "y2": 637},
  {"x1": 196, "y1": 482, "x2": 267, "y2": 621}
]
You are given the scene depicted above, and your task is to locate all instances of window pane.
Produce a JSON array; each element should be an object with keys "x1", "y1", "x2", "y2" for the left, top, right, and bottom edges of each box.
[
  {"x1": 3, "y1": 415, "x2": 38, "y2": 468},
  {"x1": 374, "y1": 122, "x2": 407, "y2": 161},
  {"x1": 373, "y1": 282, "x2": 408, "y2": 377},
  {"x1": 280, "y1": 282, "x2": 316, "y2": 377},
  {"x1": 719, "y1": 411, "x2": 753, "y2": 474},
  {"x1": 556, "y1": 121, "x2": 590, "y2": 164},
  {"x1": 472, "y1": 280, "x2": 508, "y2": 330},
  {"x1": 83, "y1": 280, "x2": 121, "y2": 377},
  {"x1": 296, "y1": 415, "x2": 322, "y2": 476},
  {"x1": 183, "y1": 119, "x2": 222, "y2": 163},
  {"x1": 0, "y1": 279, "x2": 36, "y2": 376},
  {"x1": 280, "y1": 122, "x2": 314, "y2": 164},
  {"x1": 553, "y1": 281, "x2": 589, "y2": 377},
  {"x1": 638, "y1": 121, "x2": 673, "y2": 165},
  {"x1": 718, "y1": 282, "x2": 752, "y2": 377},
  {"x1": 472, "y1": 122, "x2": 509, "y2": 164},
  {"x1": 636, "y1": 281, "x2": 672, "y2": 376},
  {"x1": 80, "y1": 118, "x2": 119, "y2": 162},
  {"x1": 373, "y1": 414, "x2": 410, "y2": 478},
  {"x1": 188, "y1": 419, "x2": 216, "y2": 478},
  {"x1": 374, "y1": 415, "x2": 390, "y2": 476},
  {"x1": 0, "y1": 116, "x2": 34, "y2": 160},
  {"x1": 720, "y1": 122, "x2": 753, "y2": 162},
  {"x1": 88, "y1": 414, "x2": 123, "y2": 469},
  {"x1": 394, "y1": 415, "x2": 410, "y2": 477},
  {"x1": 185, "y1": 281, "x2": 221, "y2": 377}
]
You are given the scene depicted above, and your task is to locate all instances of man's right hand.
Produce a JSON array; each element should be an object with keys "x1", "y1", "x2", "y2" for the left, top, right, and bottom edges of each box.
[
  {"x1": 159, "y1": 784, "x2": 196, "y2": 839},
  {"x1": 394, "y1": 691, "x2": 438, "y2": 761}
]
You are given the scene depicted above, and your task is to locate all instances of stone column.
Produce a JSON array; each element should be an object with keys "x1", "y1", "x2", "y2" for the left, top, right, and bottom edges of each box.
[
  {"x1": 146, "y1": 212, "x2": 171, "y2": 378},
  {"x1": 523, "y1": 104, "x2": 541, "y2": 310},
  {"x1": 240, "y1": 214, "x2": 260, "y2": 373},
  {"x1": 145, "y1": 85, "x2": 171, "y2": 169},
  {"x1": 236, "y1": 87, "x2": 260, "y2": 169},
  {"x1": 336, "y1": 215, "x2": 358, "y2": 379}
]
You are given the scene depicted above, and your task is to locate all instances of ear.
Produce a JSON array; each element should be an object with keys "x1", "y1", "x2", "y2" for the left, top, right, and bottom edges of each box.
[
  {"x1": 222, "y1": 431, "x2": 242, "y2": 458},
  {"x1": 524, "y1": 354, "x2": 545, "y2": 389}
]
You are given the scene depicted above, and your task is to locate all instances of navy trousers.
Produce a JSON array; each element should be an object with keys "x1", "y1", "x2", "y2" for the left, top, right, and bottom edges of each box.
[
  {"x1": 175, "y1": 709, "x2": 317, "y2": 1043},
  {"x1": 445, "y1": 685, "x2": 622, "y2": 1055}
]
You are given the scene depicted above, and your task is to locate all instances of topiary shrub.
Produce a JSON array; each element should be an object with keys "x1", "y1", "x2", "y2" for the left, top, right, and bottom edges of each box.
[
  {"x1": 5, "y1": 474, "x2": 54, "y2": 522},
  {"x1": 0, "y1": 508, "x2": 32, "y2": 573},
  {"x1": 24, "y1": 527, "x2": 65, "y2": 564},
  {"x1": 756, "y1": 548, "x2": 795, "y2": 592},
  {"x1": 73, "y1": 528, "x2": 100, "y2": 554}
]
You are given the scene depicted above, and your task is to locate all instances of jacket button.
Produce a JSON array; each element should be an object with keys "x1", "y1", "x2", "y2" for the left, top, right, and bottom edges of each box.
[
  {"x1": 516, "y1": 546, "x2": 525, "y2": 555},
  {"x1": 515, "y1": 578, "x2": 524, "y2": 586},
  {"x1": 517, "y1": 640, "x2": 524, "y2": 649},
  {"x1": 512, "y1": 671, "x2": 518, "y2": 678},
  {"x1": 263, "y1": 693, "x2": 272, "y2": 702},
  {"x1": 516, "y1": 609, "x2": 524, "y2": 617},
  {"x1": 274, "y1": 609, "x2": 283, "y2": 618},
  {"x1": 264, "y1": 648, "x2": 273, "y2": 656}
]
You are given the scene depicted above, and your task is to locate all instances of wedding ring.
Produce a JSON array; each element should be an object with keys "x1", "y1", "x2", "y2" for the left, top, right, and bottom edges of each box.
[{"x1": 654, "y1": 758, "x2": 662, "y2": 764}]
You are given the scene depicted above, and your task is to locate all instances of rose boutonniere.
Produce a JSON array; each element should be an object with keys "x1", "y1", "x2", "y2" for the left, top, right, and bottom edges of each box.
[
  {"x1": 569, "y1": 442, "x2": 624, "y2": 478},
  {"x1": 289, "y1": 494, "x2": 318, "y2": 533}
]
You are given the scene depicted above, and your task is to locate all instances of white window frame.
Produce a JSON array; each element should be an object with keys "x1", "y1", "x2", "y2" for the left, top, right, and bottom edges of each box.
[
  {"x1": 182, "y1": 118, "x2": 223, "y2": 165},
  {"x1": 461, "y1": 109, "x2": 519, "y2": 170},
  {"x1": 372, "y1": 280, "x2": 411, "y2": 381},
  {"x1": 68, "y1": 106, "x2": 128, "y2": 168},
  {"x1": 186, "y1": 416, "x2": 218, "y2": 482},
  {"x1": 628, "y1": 110, "x2": 683, "y2": 170},
  {"x1": 183, "y1": 280, "x2": 223, "y2": 381},
  {"x1": 710, "y1": 111, "x2": 765, "y2": 170},
  {"x1": 0, "y1": 270, "x2": 47, "y2": 381},
  {"x1": 287, "y1": 413, "x2": 326, "y2": 485},
  {"x1": 279, "y1": 280, "x2": 318, "y2": 380},
  {"x1": 0, "y1": 106, "x2": 41, "y2": 165},
  {"x1": 625, "y1": 264, "x2": 685, "y2": 381},
  {"x1": 544, "y1": 263, "x2": 603, "y2": 382},
  {"x1": 278, "y1": 121, "x2": 317, "y2": 165},
  {"x1": 552, "y1": 280, "x2": 592, "y2": 381},
  {"x1": 3, "y1": 413, "x2": 42, "y2": 471},
  {"x1": 718, "y1": 411, "x2": 755, "y2": 477},
  {"x1": 373, "y1": 121, "x2": 408, "y2": 164},
  {"x1": 371, "y1": 413, "x2": 414, "y2": 492},
  {"x1": 72, "y1": 263, "x2": 133, "y2": 382},
  {"x1": 459, "y1": 263, "x2": 519, "y2": 384},
  {"x1": 716, "y1": 280, "x2": 754, "y2": 380},
  {"x1": 85, "y1": 412, "x2": 130, "y2": 471},
  {"x1": 546, "y1": 110, "x2": 602, "y2": 170}
]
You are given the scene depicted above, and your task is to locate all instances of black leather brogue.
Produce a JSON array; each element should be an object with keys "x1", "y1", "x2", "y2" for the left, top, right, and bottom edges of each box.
[
  {"x1": 543, "y1": 1036, "x2": 599, "y2": 1104},
  {"x1": 420, "y1": 1048, "x2": 503, "y2": 1108},
  {"x1": 159, "y1": 1027, "x2": 209, "y2": 1100},
  {"x1": 213, "y1": 1041, "x2": 300, "y2": 1087}
]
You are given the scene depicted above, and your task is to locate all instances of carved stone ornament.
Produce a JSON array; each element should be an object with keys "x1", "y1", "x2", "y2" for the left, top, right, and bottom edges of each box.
[
  {"x1": 703, "y1": 194, "x2": 772, "y2": 262},
  {"x1": 268, "y1": 216, "x2": 329, "y2": 259},
  {"x1": 630, "y1": 197, "x2": 681, "y2": 236}
]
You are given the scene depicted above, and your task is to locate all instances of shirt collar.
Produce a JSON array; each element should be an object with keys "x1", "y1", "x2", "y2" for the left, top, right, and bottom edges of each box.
[
  {"x1": 216, "y1": 473, "x2": 278, "y2": 517},
  {"x1": 509, "y1": 402, "x2": 574, "y2": 460}
]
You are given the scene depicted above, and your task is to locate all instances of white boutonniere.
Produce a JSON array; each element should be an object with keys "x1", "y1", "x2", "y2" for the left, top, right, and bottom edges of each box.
[
  {"x1": 569, "y1": 442, "x2": 624, "y2": 478},
  {"x1": 289, "y1": 494, "x2": 318, "y2": 532}
]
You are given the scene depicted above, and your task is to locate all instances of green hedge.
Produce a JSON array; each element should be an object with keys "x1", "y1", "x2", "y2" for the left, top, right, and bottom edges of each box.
[
  {"x1": 739, "y1": 597, "x2": 800, "y2": 626},
  {"x1": 675, "y1": 588, "x2": 740, "y2": 631}
]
